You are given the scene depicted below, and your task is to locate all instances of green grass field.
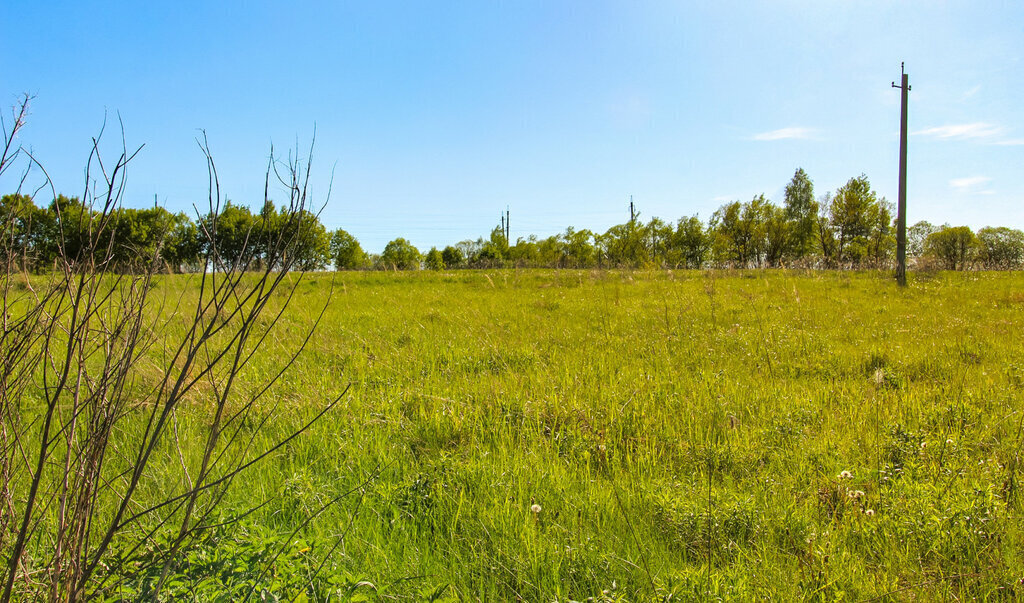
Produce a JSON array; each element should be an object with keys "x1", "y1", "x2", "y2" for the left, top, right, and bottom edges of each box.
[{"x1": 36, "y1": 269, "x2": 1024, "y2": 600}]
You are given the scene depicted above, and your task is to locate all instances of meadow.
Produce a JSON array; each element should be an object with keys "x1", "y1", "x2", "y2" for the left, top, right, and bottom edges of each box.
[{"x1": 16, "y1": 269, "x2": 1024, "y2": 600}]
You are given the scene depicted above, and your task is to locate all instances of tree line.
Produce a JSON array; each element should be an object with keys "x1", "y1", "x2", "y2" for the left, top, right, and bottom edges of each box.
[{"x1": 4, "y1": 169, "x2": 1023, "y2": 272}]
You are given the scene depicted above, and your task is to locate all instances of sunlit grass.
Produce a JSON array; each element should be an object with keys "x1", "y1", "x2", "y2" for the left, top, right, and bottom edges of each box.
[{"x1": 79, "y1": 269, "x2": 1024, "y2": 599}]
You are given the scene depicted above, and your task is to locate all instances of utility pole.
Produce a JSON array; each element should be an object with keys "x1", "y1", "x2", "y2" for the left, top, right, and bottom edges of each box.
[
  {"x1": 629, "y1": 196, "x2": 635, "y2": 224},
  {"x1": 500, "y1": 213, "x2": 505, "y2": 239},
  {"x1": 506, "y1": 206, "x2": 510, "y2": 241},
  {"x1": 892, "y1": 63, "x2": 910, "y2": 286}
]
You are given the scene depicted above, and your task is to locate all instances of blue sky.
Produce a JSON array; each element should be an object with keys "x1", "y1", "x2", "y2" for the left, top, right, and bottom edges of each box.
[{"x1": 3, "y1": 1, "x2": 1022, "y2": 253}]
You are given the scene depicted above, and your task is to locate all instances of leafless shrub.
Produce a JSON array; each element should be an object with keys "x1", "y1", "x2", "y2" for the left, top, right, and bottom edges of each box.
[{"x1": 0, "y1": 103, "x2": 347, "y2": 601}]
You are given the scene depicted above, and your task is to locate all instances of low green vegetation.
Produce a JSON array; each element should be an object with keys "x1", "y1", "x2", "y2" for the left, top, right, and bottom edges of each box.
[
  {"x1": 5, "y1": 168, "x2": 1024, "y2": 273},
  {"x1": 70, "y1": 269, "x2": 1024, "y2": 600}
]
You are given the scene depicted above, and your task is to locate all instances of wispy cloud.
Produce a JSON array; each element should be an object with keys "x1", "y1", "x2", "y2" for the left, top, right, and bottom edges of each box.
[
  {"x1": 992, "y1": 138, "x2": 1024, "y2": 146},
  {"x1": 949, "y1": 176, "x2": 991, "y2": 192},
  {"x1": 751, "y1": 127, "x2": 816, "y2": 141},
  {"x1": 913, "y1": 122, "x2": 1004, "y2": 140},
  {"x1": 962, "y1": 85, "x2": 981, "y2": 100}
]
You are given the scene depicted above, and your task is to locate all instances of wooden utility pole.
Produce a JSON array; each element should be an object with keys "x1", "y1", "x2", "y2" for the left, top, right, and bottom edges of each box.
[
  {"x1": 506, "y1": 207, "x2": 510, "y2": 241},
  {"x1": 892, "y1": 63, "x2": 910, "y2": 286},
  {"x1": 629, "y1": 196, "x2": 635, "y2": 224}
]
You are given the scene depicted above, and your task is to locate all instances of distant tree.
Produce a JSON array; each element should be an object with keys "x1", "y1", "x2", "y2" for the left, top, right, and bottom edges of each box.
[
  {"x1": 709, "y1": 202, "x2": 739, "y2": 266},
  {"x1": 907, "y1": 220, "x2": 936, "y2": 258},
  {"x1": 536, "y1": 234, "x2": 563, "y2": 266},
  {"x1": 455, "y1": 239, "x2": 482, "y2": 265},
  {"x1": 201, "y1": 200, "x2": 256, "y2": 270},
  {"x1": 670, "y1": 215, "x2": 709, "y2": 269},
  {"x1": 601, "y1": 218, "x2": 648, "y2": 267},
  {"x1": 829, "y1": 175, "x2": 878, "y2": 265},
  {"x1": 276, "y1": 208, "x2": 331, "y2": 270},
  {"x1": 0, "y1": 193, "x2": 46, "y2": 269},
  {"x1": 976, "y1": 226, "x2": 1024, "y2": 269},
  {"x1": 163, "y1": 211, "x2": 202, "y2": 272},
  {"x1": 643, "y1": 218, "x2": 673, "y2": 266},
  {"x1": 763, "y1": 204, "x2": 790, "y2": 268},
  {"x1": 441, "y1": 244, "x2": 465, "y2": 268},
  {"x1": 47, "y1": 195, "x2": 94, "y2": 264},
  {"x1": 783, "y1": 168, "x2": 818, "y2": 261},
  {"x1": 253, "y1": 200, "x2": 281, "y2": 264},
  {"x1": 865, "y1": 199, "x2": 895, "y2": 267},
  {"x1": 710, "y1": 195, "x2": 771, "y2": 267},
  {"x1": 925, "y1": 226, "x2": 976, "y2": 270},
  {"x1": 330, "y1": 228, "x2": 367, "y2": 270},
  {"x1": 381, "y1": 237, "x2": 421, "y2": 270},
  {"x1": 103, "y1": 206, "x2": 180, "y2": 270},
  {"x1": 507, "y1": 237, "x2": 539, "y2": 267},
  {"x1": 816, "y1": 193, "x2": 837, "y2": 268},
  {"x1": 561, "y1": 227, "x2": 596, "y2": 268},
  {"x1": 424, "y1": 246, "x2": 444, "y2": 270},
  {"x1": 476, "y1": 227, "x2": 509, "y2": 266}
]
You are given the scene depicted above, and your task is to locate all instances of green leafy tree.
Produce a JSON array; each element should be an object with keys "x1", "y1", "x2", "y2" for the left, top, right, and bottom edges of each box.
[
  {"x1": 783, "y1": 168, "x2": 818, "y2": 261},
  {"x1": 455, "y1": 239, "x2": 481, "y2": 265},
  {"x1": 163, "y1": 211, "x2": 202, "y2": 272},
  {"x1": 829, "y1": 175, "x2": 878, "y2": 265},
  {"x1": 475, "y1": 227, "x2": 509, "y2": 266},
  {"x1": 710, "y1": 195, "x2": 771, "y2": 267},
  {"x1": 104, "y1": 206, "x2": 179, "y2": 270},
  {"x1": 864, "y1": 199, "x2": 895, "y2": 267},
  {"x1": 670, "y1": 215, "x2": 709, "y2": 268},
  {"x1": 257, "y1": 207, "x2": 329, "y2": 271},
  {"x1": 764, "y1": 204, "x2": 790, "y2": 268},
  {"x1": 976, "y1": 226, "x2": 1024, "y2": 269},
  {"x1": 601, "y1": 222, "x2": 647, "y2": 267},
  {"x1": 381, "y1": 237, "x2": 421, "y2": 270},
  {"x1": 534, "y1": 235, "x2": 561, "y2": 267},
  {"x1": 330, "y1": 228, "x2": 367, "y2": 270},
  {"x1": 925, "y1": 225, "x2": 977, "y2": 270},
  {"x1": 907, "y1": 221, "x2": 936, "y2": 258},
  {"x1": 441, "y1": 245, "x2": 465, "y2": 268},
  {"x1": 47, "y1": 195, "x2": 94, "y2": 264},
  {"x1": 201, "y1": 201, "x2": 256, "y2": 270},
  {"x1": 0, "y1": 193, "x2": 49, "y2": 269},
  {"x1": 561, "y1": 227, "x2": 597, "y2": 268},
  {"x1": 816, "y1": 193, "x2": 838, "y2": 268},
  {"x1": 424, "y1": 246, "x2": 444, "y2": 270},
  {"x1": 507, "y1": 237, "x2": 538, "y2": 267},
  {"x1": 643, "y1": 218, "x2": 673, "y2": 266}
]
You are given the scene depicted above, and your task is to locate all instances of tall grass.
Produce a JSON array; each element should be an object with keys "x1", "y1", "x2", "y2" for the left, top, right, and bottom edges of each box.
[{"x1": 74, "y1": 268, "x2": 1023, "y2": 600}]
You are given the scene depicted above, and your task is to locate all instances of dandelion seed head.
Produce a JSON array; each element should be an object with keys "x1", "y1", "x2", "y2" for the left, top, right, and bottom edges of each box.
[
  {"x1": 531, "y1": 504, "x2": 542, "y2": 514},
  {"x1": 839, "y1": 470, "x2": 853, "y2": 480}
]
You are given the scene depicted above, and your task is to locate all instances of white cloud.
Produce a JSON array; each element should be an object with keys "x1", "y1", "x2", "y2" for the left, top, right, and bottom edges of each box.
[
  {"x1": 751, "y1": 127, "x2": 816, "y2": 141},
  {"x1": 913, "y1": 122, "x2": 1004, "y2": 140},
  {"x1": 949, "y1": 176, "x2": 992, "y2": 191},
  {"x1": 993, "y1": 138, "x2": 1024, "y2": 146}
]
